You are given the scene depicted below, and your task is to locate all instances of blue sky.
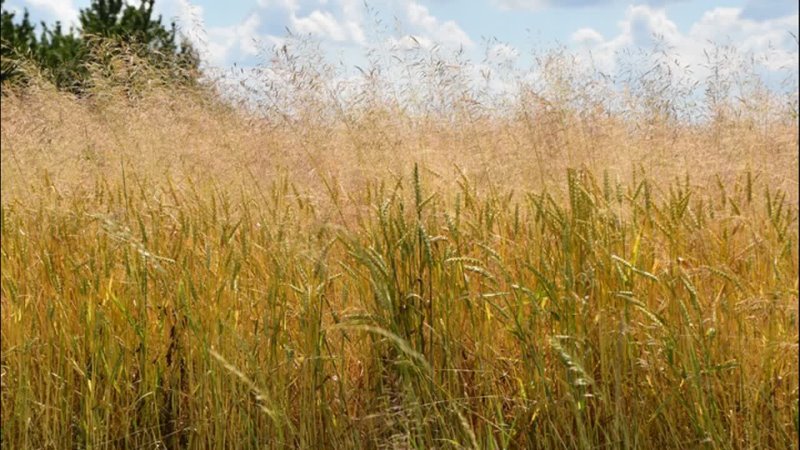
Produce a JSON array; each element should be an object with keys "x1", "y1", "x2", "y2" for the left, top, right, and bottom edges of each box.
[{"x1": 6, "y1": 0, "x2": 799, "y2": 85}]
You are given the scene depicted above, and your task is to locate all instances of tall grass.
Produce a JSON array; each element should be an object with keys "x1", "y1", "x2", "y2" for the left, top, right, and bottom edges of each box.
[{"x1": 1, "y1": 37, "x2": 798, "y2": 449}]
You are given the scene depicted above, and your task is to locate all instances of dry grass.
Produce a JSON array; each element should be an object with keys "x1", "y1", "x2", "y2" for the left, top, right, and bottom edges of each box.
[{"x1": 1, "y1": 40, "x2": 798, "y2": 449}]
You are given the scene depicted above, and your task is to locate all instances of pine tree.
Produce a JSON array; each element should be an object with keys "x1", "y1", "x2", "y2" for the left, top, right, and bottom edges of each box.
[
  {"x1": 0, "y1": 0, "x2": 199, "y2": 93},
  {"x1": 1, "y1": 0, "x2": 38, "y2": 85},
  {"x1": 36, "y1": 21, "x2": 88, "y2": 91},
  {"x1": 80, "y1": 0, "x2": 177, "y2": 54}
]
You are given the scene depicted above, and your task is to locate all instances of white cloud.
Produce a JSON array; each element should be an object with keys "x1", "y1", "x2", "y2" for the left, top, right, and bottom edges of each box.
[
  {"x1": 159, "y1": 0, "x2": 207, "y2": 43},
  {"x1": 492, "y1": 0, "x2": 683, "y2": 11},
  {"x1": 290, "y1": 9, "x2": 364, "y2": 43},
  {"x1": 273, "y1": 0, "x2": 472, "y2": 50},
  {"x1": 149, "y1": 0, "x2": 371, "y2": 67},
  {"x1": 292, "y1": 10, "x2": 348, "y2": 41},
  {"x1": 487, "y1": 43, "x2": 519, "y2": 63},
  {"x1": 24, "y1": 0, "x2": 78, "y2": 26},
  {"x1": 138, "y1": 0, "x2": 472, "y2": 68},
  {"x1": 571, "y1": 5, "x2": 798, "y2": 77},
  {"x1": 340, "y1": 0, "x2": 366, "y2": 43},
  {"x1": 389, "y1": 34, "x2": 435, "y2": 50},
  {"x1": 571, "y1": 28, "x2": 604, "y2": 45},
  {"x1": 492, "y1": 0, "x2": 548, "y2": 10},
  {"x1": 206, "y1": 13, "x2": 264, "y2": 66},
  {"x1": 624, "y1": 5, "x2": 680, "y2": 46},
  {"x1": 257, "y1": 0, "x2": 300, "y2": 12},
  {"x1": 403, "y1": 1, "x2": 473, "y2": 48}
]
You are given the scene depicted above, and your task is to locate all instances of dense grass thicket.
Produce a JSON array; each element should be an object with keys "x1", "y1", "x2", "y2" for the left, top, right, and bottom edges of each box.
[{"x1": 1, "y1": 39, "x2": 798, "y2": 449}]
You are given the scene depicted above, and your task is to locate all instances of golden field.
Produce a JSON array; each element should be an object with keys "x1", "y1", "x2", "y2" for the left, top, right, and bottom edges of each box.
[{"x1": 1, "y1": 44, "x2": 798, "y2": 448}]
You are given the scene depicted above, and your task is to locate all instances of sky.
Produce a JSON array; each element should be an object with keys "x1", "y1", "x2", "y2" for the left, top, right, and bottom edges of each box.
[{"x1": 5, "y1": 0, "x2": 799, "y2": 91}]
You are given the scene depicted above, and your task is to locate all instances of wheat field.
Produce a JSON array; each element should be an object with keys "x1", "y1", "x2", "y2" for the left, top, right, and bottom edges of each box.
[{"x1": 1, "y1": 42, "x2": 798, "y2": 449}]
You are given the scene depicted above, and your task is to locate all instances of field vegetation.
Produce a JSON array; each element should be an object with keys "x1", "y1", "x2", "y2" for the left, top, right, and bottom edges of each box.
[{"x1": 1, "y1": 27, "x2": 798, "y2": 449}]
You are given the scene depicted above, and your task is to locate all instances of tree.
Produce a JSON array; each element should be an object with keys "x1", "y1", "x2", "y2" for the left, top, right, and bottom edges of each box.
[
  {"x1": 36, "y1": 22, "x2": 89, "y2": 91},
  {"x1": 81, "y1": 0, "x2": 175, "y2": 48},
  {"x1": 77, "y1": 0, "x2": 200, "y2": 90},
  {"x1": 0, "y1": 0, "x2": 199, "y2": 93},
  {"x1": 1, "y1": 0, "x2": 38, "y2": 85}
]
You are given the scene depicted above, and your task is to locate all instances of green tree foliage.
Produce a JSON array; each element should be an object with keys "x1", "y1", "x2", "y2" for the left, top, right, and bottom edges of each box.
[
  {"x1": 1, "y1": 0, "x2": 38, "y2": 85},
  {"x1": 0, "y1": 0, "x2": 200, "y2": 93},
  {"x1": 36, "y1": 22, "x2": 89, "y2": 91},
  {"x1": 80, "y1": 0, "x2": 198, "y2": 71}
]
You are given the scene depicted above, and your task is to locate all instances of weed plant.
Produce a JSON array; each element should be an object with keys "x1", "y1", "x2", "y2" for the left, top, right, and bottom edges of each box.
[{"x1": 1, "y1": 34, "x2": 798, "y2": 449}]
